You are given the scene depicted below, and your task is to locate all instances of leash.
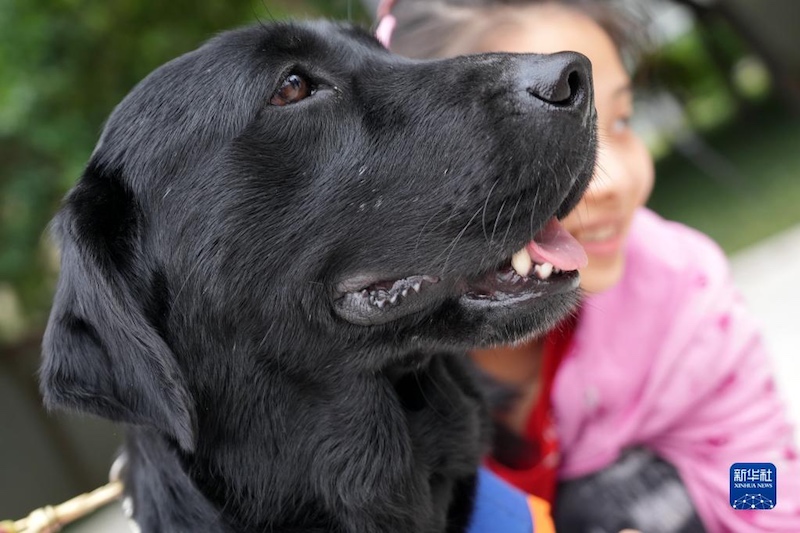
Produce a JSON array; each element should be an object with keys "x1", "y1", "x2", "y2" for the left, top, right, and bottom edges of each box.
[
  {"x1": 0, "y1": 483, "x2": 123, "y2": 533},
  {"x1": 0, "y1": 456, "x2": 128, "y2": 533}
]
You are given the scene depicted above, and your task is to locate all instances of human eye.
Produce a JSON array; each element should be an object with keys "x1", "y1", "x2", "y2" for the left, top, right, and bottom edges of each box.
[{"x1": 611, "y1": 115, "x2": 631, "y2": 135}]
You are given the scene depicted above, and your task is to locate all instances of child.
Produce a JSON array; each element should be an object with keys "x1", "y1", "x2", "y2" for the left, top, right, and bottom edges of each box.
[{"x1": 380, "y1": 1, "x2": 800, "y2": 531}]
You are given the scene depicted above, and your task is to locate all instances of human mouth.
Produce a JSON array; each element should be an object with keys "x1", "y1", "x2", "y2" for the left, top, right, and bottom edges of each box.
[
  {"x1": 581, "y1": 225, "x2": 617, "y2": 242},
  {"x1": 574, "y1": 222, "x2": 625, "y2": 256}
]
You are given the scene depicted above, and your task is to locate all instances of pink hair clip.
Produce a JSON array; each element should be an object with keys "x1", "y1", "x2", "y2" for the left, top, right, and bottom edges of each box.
[{"x1": 375, "y1": 0, "x2": 398, "y2": 49}]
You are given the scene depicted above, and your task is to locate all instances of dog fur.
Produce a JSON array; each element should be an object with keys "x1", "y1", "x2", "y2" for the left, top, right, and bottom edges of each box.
[{"x1": 41, "y1": 21, "x2": 595, "y2": 532}]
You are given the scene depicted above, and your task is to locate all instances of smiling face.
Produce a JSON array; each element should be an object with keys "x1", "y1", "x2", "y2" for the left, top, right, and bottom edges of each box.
[{"x1": 475, "y1": 5, "x2": 655, "y2": 293}]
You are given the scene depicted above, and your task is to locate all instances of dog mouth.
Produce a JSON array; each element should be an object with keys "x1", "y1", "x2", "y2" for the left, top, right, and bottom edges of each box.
[{"x1": 333, "y1": 217, "x2": 587, "y2": 326}]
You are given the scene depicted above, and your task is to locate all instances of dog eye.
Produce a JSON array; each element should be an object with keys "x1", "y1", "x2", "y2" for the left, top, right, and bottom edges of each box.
[{"x1": 270, "y1": 74, "x2": 313, "y2": 106}]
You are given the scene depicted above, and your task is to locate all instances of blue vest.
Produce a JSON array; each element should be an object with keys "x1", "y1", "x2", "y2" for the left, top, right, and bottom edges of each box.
[{"x1": 468, "y1": 468, "x2": 554, "y2": 533}]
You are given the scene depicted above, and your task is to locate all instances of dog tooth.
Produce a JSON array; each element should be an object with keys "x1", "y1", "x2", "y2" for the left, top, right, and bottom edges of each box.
[
  {"x1": 497, "y1": 269, "x2": 515, "y2": 283},
  {"x1": 376, "y1": 300, "x2": 386, "y2": 309},
  {"x1": 402, "y1": 289, "x2": 409, "y2": 297},
  {"x1": 537, "y1": 262, "x2": 554, "y2": 280},
  {"x1": 390, "y1": 294, "x2": 398, "y2": 304},
  {"x1": 511, "y1": 248, "x2": 533, "y2": 278},
  {"x1": 412, "y1": 282, "x2": 422, "y2": 293}
]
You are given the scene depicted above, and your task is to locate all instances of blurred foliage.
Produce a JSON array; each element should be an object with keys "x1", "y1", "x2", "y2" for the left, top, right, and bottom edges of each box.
[
  {"x1": 0, "y1": 0, "x2": 367, "y2": 343},
  {"x1": 643, "y1": 11, "x2": 764, "y2": 130},
  {"x1": 639, "y1": 6, "x2": 800, "y2": 251},
  {"x1": 650, "y1": 101, "x2": 800, "y2": 253}
]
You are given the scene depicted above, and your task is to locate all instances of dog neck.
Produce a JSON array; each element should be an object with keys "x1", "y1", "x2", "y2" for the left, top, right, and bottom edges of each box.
[{"x1": 123, "y1": 352, "x2": 488, "y2": 532}]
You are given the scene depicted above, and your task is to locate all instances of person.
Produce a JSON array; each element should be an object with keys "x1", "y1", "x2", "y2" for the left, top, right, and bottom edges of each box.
[{"x1": 377, "y1": 1, "x2": 800, "y2": 531}]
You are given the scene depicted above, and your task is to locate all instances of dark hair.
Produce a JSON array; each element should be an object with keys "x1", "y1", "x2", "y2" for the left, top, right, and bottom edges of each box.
[{"x1": 387, "y1": 0, "x2": 650, "y2": 70}]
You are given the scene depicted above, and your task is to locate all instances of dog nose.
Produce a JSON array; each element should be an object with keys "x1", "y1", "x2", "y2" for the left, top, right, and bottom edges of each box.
[{"x1": 521, "y1": 52, "x2": 592, "y2": 112}]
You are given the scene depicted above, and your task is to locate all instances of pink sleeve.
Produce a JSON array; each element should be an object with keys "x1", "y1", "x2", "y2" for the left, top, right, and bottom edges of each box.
[
  {"x1": 646, "y1": 263, "x2": 800, "y2": 532},
  {"x1": 553, "y1": 210, "x2": 800, "y2": 531}
]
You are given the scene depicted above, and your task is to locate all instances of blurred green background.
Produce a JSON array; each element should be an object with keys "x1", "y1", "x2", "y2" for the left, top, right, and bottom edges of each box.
[{"x1": 0, "y1": 0, "x2": 798, "y2": 520}]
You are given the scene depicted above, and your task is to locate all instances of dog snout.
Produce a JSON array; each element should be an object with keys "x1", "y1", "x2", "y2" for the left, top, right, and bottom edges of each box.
[{"x1": 519, "y1": 52, "x2": 592, "y2": 117}]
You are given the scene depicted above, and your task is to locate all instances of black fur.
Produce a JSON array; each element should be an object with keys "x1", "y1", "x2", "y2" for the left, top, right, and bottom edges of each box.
[{"x1": 41, "y1": 21, "x2": 596, "y2": 532}]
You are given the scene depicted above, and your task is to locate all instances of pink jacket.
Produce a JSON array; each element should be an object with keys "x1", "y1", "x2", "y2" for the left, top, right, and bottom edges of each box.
[{"x1": 552, "y1": 208, "x2": 800, "y2": 532}]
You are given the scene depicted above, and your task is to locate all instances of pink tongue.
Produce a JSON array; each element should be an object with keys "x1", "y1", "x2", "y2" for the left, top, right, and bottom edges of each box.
[{"x1": 526, "y1": 218, "x2": 588, "y2": 271}]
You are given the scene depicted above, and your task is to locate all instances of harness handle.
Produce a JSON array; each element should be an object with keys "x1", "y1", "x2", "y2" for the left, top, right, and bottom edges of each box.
[
  {"x1": 0, "y1": 481, "x2": 123, "y2": 533},
  {"x1": 1, "y1": 454, "x2": 127, "y2": 533}
]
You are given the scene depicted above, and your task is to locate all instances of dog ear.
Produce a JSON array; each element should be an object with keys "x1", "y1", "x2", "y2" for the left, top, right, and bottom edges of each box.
[{"x1": 41, "y1": 161, "x2": 196, "y2": 452}]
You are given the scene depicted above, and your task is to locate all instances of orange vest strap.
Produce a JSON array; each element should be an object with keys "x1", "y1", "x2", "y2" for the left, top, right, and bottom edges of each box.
[{"x1": 528, "y1": 495, "x2": 556, "y2": 533}]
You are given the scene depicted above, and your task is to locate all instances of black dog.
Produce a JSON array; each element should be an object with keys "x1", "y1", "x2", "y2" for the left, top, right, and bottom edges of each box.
[{"x1": 41, "y1": 21, "x2": 595, "y2": 532}]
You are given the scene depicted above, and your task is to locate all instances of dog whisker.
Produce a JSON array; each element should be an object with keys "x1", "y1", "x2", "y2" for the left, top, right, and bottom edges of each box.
[
  {"x1": 490, "y1": 199, "x2": 507, "y2": 244},
  {"x1": 529, "y1": 183, "x2": 541, "y2": 239},
  {"x1": 438, "y1": 205, "x2": 483, "y2": 275},
  {"x1": 259, "y1": 0, "x2": 277, "y2": 23},
  {"x1": 499, "y1": 196, "x2": 523, "y2": 254},
  {"x1": 414, "y1": 204, "x2": 449, "y2": 254},
  {"x1": 481, "y1": 179, "x2": 499, "y2": 246},
  {"x1": 564, "y1": 158, "x2": 575, "y2": 197}
]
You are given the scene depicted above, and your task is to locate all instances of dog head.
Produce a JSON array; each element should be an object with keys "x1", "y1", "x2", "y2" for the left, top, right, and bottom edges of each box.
[{"x1": 41, "y1": 21, "x2": 595, "y2": 450}]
